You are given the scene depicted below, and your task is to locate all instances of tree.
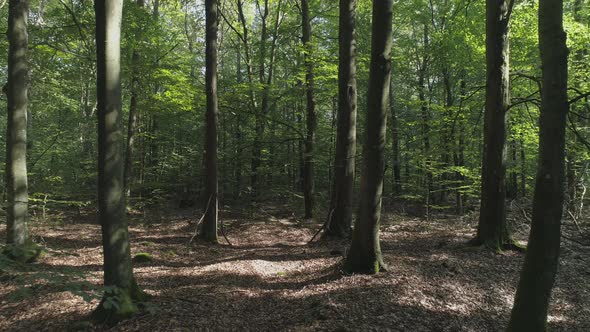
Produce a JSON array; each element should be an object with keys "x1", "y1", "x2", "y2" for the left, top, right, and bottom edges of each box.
[
  {"x1": 344, "y1": 0, "x2": 393, "y2": 274},
  {"x1": 123, "y1": 0, "x2": 145, "y2": 198},
  {"x1": 472, "y1": 0, "x2": 516, "y2": 250},
  {"x1": 324, "y1": 0, "x2": 357, "y2": 238},
  {"x1": 93, "y1": 0, "x2": 145, "y2": 323},
  {"x1": 301, "y1": 0, "x2": 317, "y2": 219},
  {"x1": 201, "y1": 0, "x2": 219, "y2": 243},
  {"x1": 507, "y1": 0, "x2": 568, "y2": 328},
  {"x1": 5, "y1": 0, "x2": 34, "y2": 262}
]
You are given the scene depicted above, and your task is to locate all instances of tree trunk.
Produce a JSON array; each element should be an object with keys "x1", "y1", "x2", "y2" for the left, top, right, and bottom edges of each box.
[
  {"x1": 390, "y1": 75, "x2": 401, "y2": 194},
  {"x1": 324, "y1": 0, "x2": 357, "y2": 238},
  {"x1": 473, "y1": 0, "x2": 515, "y2": 250},
  {"x1": 93, "y1": 0, "x2": 144, "y2": 323},
  {"x1": 344, "y1": 0, "x2": 393, "y2": 274},
  {"x1": 124, "y1": 0, "x2": 144, "y2": 199},
  {"x1": 5, "y1": 0, "x2": 30, "y2": 260},
  {"x1": 201, "y1": 0, "x2": 219, "y2": 243},
  {"x1": 301, "y1": 0, "x2": 317, "y2": 219},
  {"x1": 507, "y1": 0, "x2": 568, "y2": 328}
]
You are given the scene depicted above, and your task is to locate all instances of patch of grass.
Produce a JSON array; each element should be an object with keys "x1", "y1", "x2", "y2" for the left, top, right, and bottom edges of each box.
[{"x1": 132, "y1": 253, "x2": 153, "y2": 263}]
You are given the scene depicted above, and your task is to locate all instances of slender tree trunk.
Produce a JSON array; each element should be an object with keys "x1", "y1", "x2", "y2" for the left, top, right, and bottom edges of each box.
[
  {"x1": 473, "y1": 0, "x2": 515, "y2": 250},
  {"x1": 454, "y1": 79, "x2": 467, "y2": 214},
  {"x1": 324, "y1": 0, "x2": 357, "y2": 238},
  {"x1": 201, "y1": 0, "x2": 219, "y2": 243},
  {"x1": 390, "y1": 77, "x2": 401, "y2": 195},
  {"x1": 5, "y1": 0, "x2": 30, "y2": 258},
  {"x1": 418, "y1": 23, "x2": 432, "y2": 211},
  {"x1": 507, "y1": 0, "x2": 568, "y2": 328},
  {"x1": 93, "y1": 0, "x2": 144, "y2": 323},
  {"x1": 520, "y1": 135, "x2": 525, "y2": 197},
  {"x1": 345, "y1": 0, "x2": 393, "y2": 274},
  {"x1": 301, "y1": 0, "x2": 317, "y2": 219},
  {"x1": 124, "y1": 0, "x2": 144, "y2": 199},
  {"x1": 234, "y1": 47, "x2": 243, "y2": 200}
]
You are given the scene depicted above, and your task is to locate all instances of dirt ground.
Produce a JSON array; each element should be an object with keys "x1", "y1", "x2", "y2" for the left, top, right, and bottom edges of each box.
[{"x1": 1, "y1": 205, "x2": 589, "y2": 331}]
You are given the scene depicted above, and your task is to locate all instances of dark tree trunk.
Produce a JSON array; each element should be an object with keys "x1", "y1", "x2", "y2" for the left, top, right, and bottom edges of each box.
[
  {"x1": 520, "y1": 135, "x2": 526, "y2": 197},
  {"x1": 93, "y1": 0, "x2": 144, "y2": 323},
  {"x1": 124, "y1": 0, "x2": 144, "y2": 199},
  {"x1": 301, "y1": 0, "x2": 317, "y2": 219},
  {"x1": 507, "y1": 0, "x2": 568, "y2": 328},
  {"x1": 418, "y1": 23, "x2": 432, "y2": 211},
  {"x1": 5, "y1": 0, "x2": 30, "y2": 258},
  {"x1": 344, "y1": 0, "x2": 393, "y2": 274},
  {"x1": 473, "y1": 0, "x2": 515, "y2": 250},
  {"x1": 201, "y1": 0, "x2": 219, "y2": 243},
  {"x1": 324, "y1": 0, "x2": 357, "y2": 238},
  {"x1": 390, "y1": 76, "x2": 401, "y2": 194}
]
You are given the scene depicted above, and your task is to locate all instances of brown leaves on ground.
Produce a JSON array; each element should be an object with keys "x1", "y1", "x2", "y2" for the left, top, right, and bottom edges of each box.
[{"x1": 1, "y1": 206, "x2": 589, "y2": 331}]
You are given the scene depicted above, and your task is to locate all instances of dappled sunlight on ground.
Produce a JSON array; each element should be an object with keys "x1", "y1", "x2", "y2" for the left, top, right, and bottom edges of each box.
[{"x1": 1, "y1": 206, "x2": 588, "y2": 331}]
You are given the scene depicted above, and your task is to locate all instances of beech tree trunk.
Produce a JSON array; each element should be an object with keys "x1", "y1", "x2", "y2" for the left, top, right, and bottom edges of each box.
[
  {"x1": 345, "y1": 0, "x2": 393, "y2": 274},
  {"x1": 324, "y1": 0, "x2": 357, "y2": 238},
  {"x1": 301, "y1": 0, "x2": 317, "y2": 219},
  {"x1": 507, "y1": 0, "x2": 568, "y2": 328},
  {"x1": 474, "y1": 0, "x2": 515, "y2": 249},
  {"x1": 93, "y1": 0, "x2": 144, "y2": 323},
  {"x1": 201, "y1": 0, "x2": 219, "y2": 243},
  {"x1": 5, "y1": 0, "x2": 30, "y2": 256}
]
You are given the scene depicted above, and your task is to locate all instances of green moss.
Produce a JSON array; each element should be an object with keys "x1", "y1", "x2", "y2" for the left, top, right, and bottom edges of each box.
[
  {"x1": 3, "y1": 242, "x2": 46, "y2": 263},
  {"x1": 91, "y1": 281, "x2": 147, "y2": 325},
  {"x1": 132, "y1": 252, "x2": 153, "y2": 263}
]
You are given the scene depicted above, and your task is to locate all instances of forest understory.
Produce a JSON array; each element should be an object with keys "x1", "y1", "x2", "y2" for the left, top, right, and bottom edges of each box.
[{"x1": 1, "y1": 202, "x2": 589, "y2": 332}]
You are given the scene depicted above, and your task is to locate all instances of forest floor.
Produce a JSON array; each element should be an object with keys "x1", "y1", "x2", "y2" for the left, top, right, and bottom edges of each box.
[{"x1": 1, "y1": 203, "x2": 589, "y2": 331}]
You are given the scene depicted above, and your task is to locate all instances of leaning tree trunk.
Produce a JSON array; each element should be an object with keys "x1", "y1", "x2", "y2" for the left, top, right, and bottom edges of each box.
[
  {"x1": 301, "y1": 0, "x2": 317, "y2": 219},
  {"x1": 5, "y1": 0, "x2": 31, "y2": 262},
  {"x1": 324, "y1": 0, "x2": 357, "y2": 238},
  {"x1": 201, "y1": 0, "x2": 219, "y2": 243},
  {"x1": 473, "y1": 0, "x2": 515, "y2": 250},
  {"x1": 344, "y1": 0, "x2": 393, "y2": 274},
  {"x1": 93, "y1": 0, "x2": 145, "y2": 323},
  {"x1": 507, "y1": 0, "x2": 568, "y2": 329}
]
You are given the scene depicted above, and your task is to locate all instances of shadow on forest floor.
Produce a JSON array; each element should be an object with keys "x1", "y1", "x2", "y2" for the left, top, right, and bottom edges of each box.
[{"x1": 1, "y1": 204, "x2": 589, "y2": 331}]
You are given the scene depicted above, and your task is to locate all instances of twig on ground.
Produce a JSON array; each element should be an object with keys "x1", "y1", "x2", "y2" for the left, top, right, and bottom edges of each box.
[{"x1": 567, "y1": 210, "x2": 586, "y2": 238}]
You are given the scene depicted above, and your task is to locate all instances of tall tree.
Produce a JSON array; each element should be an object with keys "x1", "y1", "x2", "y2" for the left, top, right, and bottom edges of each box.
[
  {"x1": 124, "y1": 0, "x2": 145, "y2": 198},
  {"x1": 472, "y1": 0, "x2": 516, "y2": 249},
  {"x1": 390, "y1": 78, "x2": 401, "y2": 195},
  {"x1": 93, "y1": 0, "x2": 145, "y2": 322},
  {"x1": 344, "y1": 0, "x2": 393, "y2": 274},
  {"x1": 201, "y1": 0, "x2": 219, "y2": 243},
  {"x1": 507, "y1": 0, "x2": 568, "y2": 328},
  {"x1": 324, "y1": 0, "x2": 357, "y2": 238},
  {"x1": 301, "y1": 0, "x2": 317, "y2": 219},
  {"x1": 5, "y1": 0, "x2": 31, "y2": 262}
]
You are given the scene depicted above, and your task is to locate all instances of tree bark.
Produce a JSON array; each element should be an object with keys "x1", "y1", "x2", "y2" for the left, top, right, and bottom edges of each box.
[
  {"x1": 473, "y1": 0, "x2": 515, "y2": 249},
  {"x1": 93, "y1": 0, "x2": 145, "y2": 323},
  {"x1": 201, "y1": 0, "x2": 219, "y2": 243},
  {"x1": 5, "y1": 0, "x2": 30, "y2": 257},
  {"x1": 344, "y1": 0, "x2": 393, "y2": 274},
  {"x1": 301, "y1": 0, "x2": 317, "y2": 219},
  {"x1": 324, "y1": 0, "x2": 357, "y2": 238},
  {"x1": 507, "y1": 0, "x2": 568, "y2": 328}
]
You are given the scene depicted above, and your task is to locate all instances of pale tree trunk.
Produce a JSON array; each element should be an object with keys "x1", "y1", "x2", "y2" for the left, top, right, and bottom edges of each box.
[
  {"x1": 345, "y1": 0, "x2": 393, "y2": 274},
  {"x1": 93, "y1": 0, "x2": 145, "y2": 323},
  {"x1": 201, "y1": 0, "x2": 219, "y2": 243},
  {"x1": 507, "y1": 0, "x2": 568, "y2": 328},
  {"x1": 324, "y1": 0, "x2": 357, "y2": 238},
  {"x1": 301, "y1": 0, "x2": 317, "y2": 219},
  {"x1": 474, "y1": 0, "x2": 515, "y2": 250},
  {"x1": 5, "y1": 0, "x2": 30, "y2": 258}
]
